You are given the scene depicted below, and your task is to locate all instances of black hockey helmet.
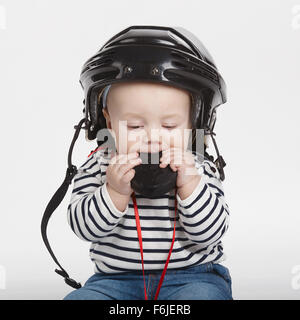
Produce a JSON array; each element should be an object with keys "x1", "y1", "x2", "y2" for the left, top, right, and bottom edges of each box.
[{"x1": 79, "y1": 26, "x2": 227, "y2": 179}]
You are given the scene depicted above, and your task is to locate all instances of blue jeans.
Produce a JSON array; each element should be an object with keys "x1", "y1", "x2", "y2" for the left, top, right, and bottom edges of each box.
[{"x1": 63, "y1": 262, "x2": 233, "y2": 300}]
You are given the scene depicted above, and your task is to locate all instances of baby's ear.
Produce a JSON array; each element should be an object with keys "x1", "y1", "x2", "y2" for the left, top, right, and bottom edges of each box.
[
  {"x1": 102, "y1": 108, "x2": 112, "y2": 130},
  {"x1": 102, "y1": 107, "x2": 109, "y2": 120},
  {"x1": 102, "y1": 107, "x2": 108, "y2": 116}
]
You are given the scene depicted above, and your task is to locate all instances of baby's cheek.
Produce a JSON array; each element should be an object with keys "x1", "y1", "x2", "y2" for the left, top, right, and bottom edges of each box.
[
  {"x1": 170, "y1": 129, "x2": 190, "y2": 149},
  {"x1": 124, "y1": 131, "x2": 144, "y2": 153},
  {"x1": 161, "y1": 133, "x2": 180, "y2": 149}
]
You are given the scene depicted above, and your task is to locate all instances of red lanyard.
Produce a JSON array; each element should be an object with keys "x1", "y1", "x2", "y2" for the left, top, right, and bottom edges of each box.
[{"x1": 131, "y1": 190, "x2": 177, "y2": 300}]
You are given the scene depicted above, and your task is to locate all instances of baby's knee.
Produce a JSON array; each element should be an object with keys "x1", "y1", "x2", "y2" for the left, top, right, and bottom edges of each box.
[
  {"x1": 63, "y1": 288, "x2": 86, "y2": 300},
  {"x1": 63, "y1": 288, "x2": 112, "y2": 300},
  {"x1": 170, "y1": 282, "x2": 232, "y2": 300}
]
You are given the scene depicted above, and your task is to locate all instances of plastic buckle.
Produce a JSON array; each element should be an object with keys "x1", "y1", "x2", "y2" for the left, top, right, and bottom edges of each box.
[
  {"x1": 215, "y1": 155, "x2": 226, "y2": 169},
  {"x1": 55, "y1": 269, "x2": 82, "y2": 289},
  {"x1": 66, "y1": 166, "x2": 78, "y2": 184},
  {"x1": 215, "y1": 156, "x2": 226, "y2": 181},
  {"x1": 64, "y1": 277, "x2": 82, "y2": 289}
]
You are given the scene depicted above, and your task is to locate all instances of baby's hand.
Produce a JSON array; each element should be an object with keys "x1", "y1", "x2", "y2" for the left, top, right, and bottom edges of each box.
[
  {"x1": 159, "y1": 147, "x2": 200, "y2": 189},
  {"x1": 106, "y1": 152, "x2": 142, "y2": 196}
]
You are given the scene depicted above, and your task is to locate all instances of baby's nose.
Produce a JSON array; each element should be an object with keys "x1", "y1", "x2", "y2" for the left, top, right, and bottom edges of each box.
[
  {"x1": 145, "y1": 127, "x2": 161, "y2": 141},
  {"x1": 141, "y1": 129, "x2": 162, "y2": 152}
]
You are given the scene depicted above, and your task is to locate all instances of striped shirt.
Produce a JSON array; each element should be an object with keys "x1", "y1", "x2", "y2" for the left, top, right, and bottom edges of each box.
[{"x1": 67, "y1": 146, "x2": 230, "y2": 274}]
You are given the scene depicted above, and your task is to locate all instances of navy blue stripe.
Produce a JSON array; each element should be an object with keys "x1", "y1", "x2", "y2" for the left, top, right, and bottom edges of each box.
[
  {"x1": 225, "y1": 206, "x2": 230, "y2": 215},
  {"x1": 73, "y1": 200, "x2": 90, "y2": 241},
  {"x1": 213, "y1": 251, "x2": 224, "y2": 262},
  {"x1": 100, "y1": 162, "x2": 109, "y2": 167},
  {"x1": 74, "y1": 170, "x2": 101, "y2": 183},
  {"x1": 182, "y1": 199, "x2": 223, "y2": 228},
  {"x1": 115, "y1": 224, "x2": 184, "y2": 232},
  {"x1": 80, "y1": 196, "x2": 101, "y2": 239},
  {"x1": 92, "y1": 241, "x2": 199, "y2": 254},
  {"x1": 182, "y1": 206, "x2": 224, "y2": 236},
  {"x1": 176, "y1": 247, "x2": 216, "y2": 268},
  {"x1": 207, "y1": 183, "x2": 224, "y2": 197},
  {"x1": 68, "y1": 206, "x2": 75, "y2": 233},
  {"x1": 123, "y1": 214, "x2": 179, "y2": 221},
  {"x1": 220, "y1": 224, "x2": 227, "y2": 238},
  {"x1": 207, "y1": 226, "x2": 226, "y2": 248},
  {"x1": 192, "y1": 196, "x2": 220, "y2": 224},
  {"x1": 91, "y1": 193, "x2": 116, "y2": 227},
  {"x1": 91, "y1": 250, "x2": 151, "y2": 264},
  {"x1": 203, "y1": 167, "x2": 214, "y2": 178},
  {"x1": 91, "y1": 248, "x2": 200, "y2": 264},
  {"x1": 80, "y1": 156, "x2": 94, "y2": 169},
  {"x1": 101, "y1": 261, "x2": 129, "y2": 272},
  {"x1": 167, "y1": 247, "x2": 217, "y2": 270},
  {"x1": 99, "y1": 187, "x2": 120, "y2": 220},
  {"x1": 86, "y1": 198, "x2": 113, "y2": 234},
  {"x1": 179, "y1": 183, "x2": 208, "y2": 210},
  {"x1": 72, "y1": 183, "x2": 100, "y2": 194},
  {"x1": 99, "y1": 261, "x2": 148, "y2": 272},
  {"x1": 190, "y1": 218, "x2": 227, "y2": 244},
  {"x1": 93, "y1": 233, "x2": 190, "y2": 242},
  {"x1": 73, "y1": 191, "x2": 89, "y2": 196},
  {"x1": 128, "y1": 204, "x2": 177, "y2": 210},
  {"x1": 94, "y1": 261, "x2": 106, "y2": 273},
  {"x1": 85, "y1": 160, "x2": 99, "y2": 171},
  {"x1": 178, "y1": 192, "x2": 213, "y2": 219}
]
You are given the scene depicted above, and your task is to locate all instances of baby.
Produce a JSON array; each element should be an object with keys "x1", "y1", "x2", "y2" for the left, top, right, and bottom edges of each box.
[{"x1": 63, "y1": 80, "x2": 232, "y2": 300}]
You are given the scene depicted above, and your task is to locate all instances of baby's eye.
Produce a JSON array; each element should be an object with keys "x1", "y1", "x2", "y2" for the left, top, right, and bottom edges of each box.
[
  {"x1": 127, "y1": 125, "x2": 177, "y2": 130},
  {"x1": 163, "y1": 125, "x2": 177, "y2": 130},
  {"x1": 127, "y1": 125, "x2": 143, "y2": 130}
]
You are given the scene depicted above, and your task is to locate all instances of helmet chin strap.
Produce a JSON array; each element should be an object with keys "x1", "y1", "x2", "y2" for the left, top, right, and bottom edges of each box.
[
  {"x1": 41, "y1": 117, "x2": 86, "y2": 289},
  {"x1": 205, "y1": 128, "x2": 226, "y2": 181}
]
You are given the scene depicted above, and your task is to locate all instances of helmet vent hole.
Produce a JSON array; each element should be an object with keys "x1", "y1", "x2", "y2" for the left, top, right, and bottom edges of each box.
[{"x1": 171, "y1": 60, "x2": 189, "y2": 69}]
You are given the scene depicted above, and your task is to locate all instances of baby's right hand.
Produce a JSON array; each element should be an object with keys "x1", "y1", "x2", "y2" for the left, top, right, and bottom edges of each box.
[{"x1": 106, "y1": 152, "x2": 142, "y2": 196}]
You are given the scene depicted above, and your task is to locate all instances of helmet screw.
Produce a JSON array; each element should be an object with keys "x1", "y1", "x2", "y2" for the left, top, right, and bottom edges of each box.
[
  {"x1": 151, "y1": 67, "x2": 160, "y2": 75},
  {"x1": 90, "y1": 124, "x2": 95, "y2": 131},
  {"x1": 124, "y1": 66, "x2": 133, "y2": 73}
]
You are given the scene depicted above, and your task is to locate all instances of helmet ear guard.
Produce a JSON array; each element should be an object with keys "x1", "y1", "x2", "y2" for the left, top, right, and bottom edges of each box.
[{"x1": 82, "y1": 84, "x2": 107, "y2": 141}]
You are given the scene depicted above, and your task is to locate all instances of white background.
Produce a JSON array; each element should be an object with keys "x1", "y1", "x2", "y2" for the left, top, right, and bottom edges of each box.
[{"x1": 0, "y1": 0, "x2": 300, "y2": 300}]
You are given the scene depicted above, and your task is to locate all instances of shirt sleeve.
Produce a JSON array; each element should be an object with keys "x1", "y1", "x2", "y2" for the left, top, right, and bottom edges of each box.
[
  {"x1": 176, "y1": 157, "x2": 230, "y2": 248},
  {"x1": 67, "y1": 152, "x2": 129, "y2": 242}
]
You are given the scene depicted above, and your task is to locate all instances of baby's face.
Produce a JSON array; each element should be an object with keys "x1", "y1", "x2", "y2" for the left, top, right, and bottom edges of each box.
[{"x1": 102, "y1": 81, "x2": 192, "y2": 155}]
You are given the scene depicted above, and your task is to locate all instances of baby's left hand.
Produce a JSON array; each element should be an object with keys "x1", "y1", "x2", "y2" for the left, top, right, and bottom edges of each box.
[{"x1": 159, "y1": 147, "x2": 200, "y2": 189}]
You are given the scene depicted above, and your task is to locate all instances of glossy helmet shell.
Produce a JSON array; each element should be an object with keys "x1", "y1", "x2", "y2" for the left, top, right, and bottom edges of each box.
[{"x1": 79, "y1": 25, "x2": 227, "y2": 141}]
